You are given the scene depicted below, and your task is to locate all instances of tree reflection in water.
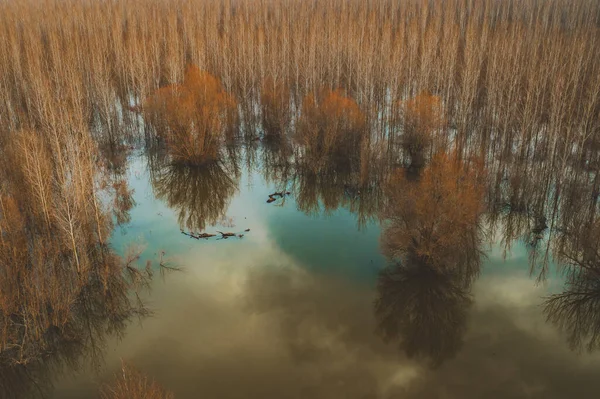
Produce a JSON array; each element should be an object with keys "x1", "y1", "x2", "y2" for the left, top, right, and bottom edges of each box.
[
  {"x1": 0, "y1": 139, "x2": 164, "y2": 398},
  {"x1": 98, "y1": 143, "x2": 137, "y2": 227},
  {"x1": 544, "y1": 220, "x2": 600, "y2": 353},
  {"x1": 149, "y1": 148, "x2": 240, "y2": 232},
  {"x1": 0, "y1": 256, "x2": 151, "y2": 398},
  {"x1": 376, "y1": 151, "x2": 486, "y2": 366},
  {"x1": 376, "y1": 257, "x2": 473, "y2": 367}
]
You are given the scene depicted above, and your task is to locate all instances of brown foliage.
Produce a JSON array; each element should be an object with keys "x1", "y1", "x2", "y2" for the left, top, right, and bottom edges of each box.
[
  {"x1": 0, "y1": 196, "x2": 148, "y2": 367},
  {"x1": 376, "y1": 150, "x2": 485, "y2": 365},
  {"x1": 382, "y1": 151, "x2": 486, "y2": 275},
  {"x1": 101, "y1": 362, "x2": 174, "y2": 399},
  {"x1": 0, "y1": 0, "x2": 598, "y2": 172},
  {"x1": 0, "y1": 125, "x2": 151, "y2": 370},
  {"x1": 144, "y1": 65, "x2": 237, "y2": 165},
  {"x1": 297, "y1": 89, "x2": 366, "y2": 170}
]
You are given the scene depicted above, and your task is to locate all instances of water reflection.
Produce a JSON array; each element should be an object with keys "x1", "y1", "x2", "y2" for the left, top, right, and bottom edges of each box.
[
  {"x1": 375, "y1": 260, "x2": 473, "y2": 367},
  {"x1": 150, "y1": 150, "x2": 240, "y2": 232},
  {"x1": 0, "y1": 236, "x2": 181, "y2": 399},
  {"x1": 249, "y1": 139, "x2": 386, "y2": 229},
  {"x1": 376, "y1": 152, "x2": 485, "y2": 366},
  {"x1": 0, "y1": 246, "x2": 152, "y2": 399},
  {"x1": 48, "y1": 231, "x2": 600, "y2": 399},
  {"x1": 4, "y1": 122, "x2": 600, "y2": 398},
  {"x1": 99, "y1": 144, "x2": 137, "y2": 226},
  {"x1": 0, "y1": 132, "x2": 162, "y2": 398},
  {"x1": 544, "y1": 219, "x2": 600, "y2": 352}
]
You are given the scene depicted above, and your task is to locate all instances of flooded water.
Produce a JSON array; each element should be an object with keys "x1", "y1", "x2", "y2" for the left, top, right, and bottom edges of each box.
[
  {"x1": 2, "y1": 1, "x2": 600, "y2": 397},
  {"x1": 34, "y1": 145, "x2": 600, "y2": 398}
]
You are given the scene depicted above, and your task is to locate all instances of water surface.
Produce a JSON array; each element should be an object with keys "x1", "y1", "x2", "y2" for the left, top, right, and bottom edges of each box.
[{"x1": 48, "y1": 147, "x2": 600, "y2": 398}]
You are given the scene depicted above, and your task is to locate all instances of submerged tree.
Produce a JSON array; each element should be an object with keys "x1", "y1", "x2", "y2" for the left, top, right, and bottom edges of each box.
[
  {"x1": 0, "y1": 122, "x2": 166, "y2": 398},
  {"x1": 375, "y1": 151, "x2": 486, "y2": 365},
  {"x1": 381, "y1": 151, "x2": 486, "y2": 275},
  {"x1": 144, "y1": 65, "x2": 238, "y2": 165},
  {"x1": 296, "y1": 89, "x2": 366, "y2": 171},
  {"x1": 101, "y1": 362, "x2": 174, "y2": 399}
]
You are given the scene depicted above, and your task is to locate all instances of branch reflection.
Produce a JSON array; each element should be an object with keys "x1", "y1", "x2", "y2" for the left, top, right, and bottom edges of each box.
[{"x1": 376, "y1": 151, "x2": 486, "y2": 366}]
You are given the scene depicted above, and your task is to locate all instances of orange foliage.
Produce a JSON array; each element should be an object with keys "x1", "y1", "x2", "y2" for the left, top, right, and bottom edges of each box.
[
  {"x1": 297, "y1": 89, "x2": 366, "y2": 168},
  {"x1": 399, "y1": 92, "x2": 445, "y2": 166},
  {"x1": 382, "y1": 151, "x2": 485, "y2": 273},
  {"x1": 144, "y1": 65, "x2": 237, "y2": 165}
]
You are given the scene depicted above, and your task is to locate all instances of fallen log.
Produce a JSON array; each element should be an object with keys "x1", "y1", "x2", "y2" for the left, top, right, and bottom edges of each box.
[
  {"x1": 182, "y1": 231, "x2": 199, "y2": 239},
  {"x1": 217, "y1": 231, "x2": 236, "y2": 238}
]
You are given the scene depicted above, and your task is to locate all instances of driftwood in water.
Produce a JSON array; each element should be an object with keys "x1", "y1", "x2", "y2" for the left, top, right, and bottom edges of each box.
[
  {"x1": 266, "y1": 191, "x2": 291, "y2": 203},
  {"x1": 181, "y1": 231, "x2": 198, "y2": 239},
  {"x1": 182, "y1": 230, "x2": 249, "y2": 240},
  {"x1": 217, "y1": 231, "x2": 236, "y2": 238},
  {"x1": 182, "y1": 231, "x2": 216, "y2": 239}
]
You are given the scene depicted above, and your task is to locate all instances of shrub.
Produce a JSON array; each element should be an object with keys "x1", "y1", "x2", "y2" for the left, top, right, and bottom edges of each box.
[
  {"x1": 144, "y1": 65, "x2": 237, "y2": 165},
  {"x1": 101, "y1": 362, "x2": 174, "y2": 399},
  {"x1": 382, "y1": 151, "x2": 485, "y2": 276},
  {"x1": 297, "y1": 89, "x2": 366, "y2": 169}
]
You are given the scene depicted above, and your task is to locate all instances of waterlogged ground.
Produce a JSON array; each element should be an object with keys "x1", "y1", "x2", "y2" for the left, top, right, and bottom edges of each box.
[{"x1": 49, "y1": 148, "x2": 600, "y2": 398}]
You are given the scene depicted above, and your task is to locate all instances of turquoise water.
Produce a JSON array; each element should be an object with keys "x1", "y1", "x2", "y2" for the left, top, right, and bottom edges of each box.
[
  {"x1": 110, "y1": 150, "x2": 387, "y2": 283},
  {"x1": 49, "y1": 148, "x2": 600, "y2": 398}
]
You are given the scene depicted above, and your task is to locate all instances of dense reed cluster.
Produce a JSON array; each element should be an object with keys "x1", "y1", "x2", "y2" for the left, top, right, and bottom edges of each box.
[{"x1": 0, "y1": 0, "x2": 598, "y2": 165}]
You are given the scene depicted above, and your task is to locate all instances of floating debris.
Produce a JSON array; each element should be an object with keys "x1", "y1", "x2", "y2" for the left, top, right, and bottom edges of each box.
[
  {"x1": 217, "y1": 231, "x2": 236, "y2": 238},
  {"x1": 181, "y1": 231, "x2": 197, "y2": 239},
  {"x1": 266, "y1": 191, "x2": 291, "y2": 203},
  {"x1": 181, "y1": 229, "x2": 248, "y2": 241}
]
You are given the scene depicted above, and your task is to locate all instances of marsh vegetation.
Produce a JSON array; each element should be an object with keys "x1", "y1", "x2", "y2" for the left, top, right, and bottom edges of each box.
[{"x1": 1, "y1": 0, "x2": 600, "y2": 397}]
